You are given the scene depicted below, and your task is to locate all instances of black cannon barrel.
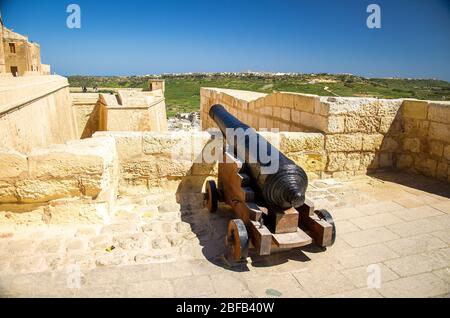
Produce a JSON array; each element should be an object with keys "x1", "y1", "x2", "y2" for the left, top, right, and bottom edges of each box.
[{"x1": 209, "y1": 104, "x2": 308, "y2": 209}]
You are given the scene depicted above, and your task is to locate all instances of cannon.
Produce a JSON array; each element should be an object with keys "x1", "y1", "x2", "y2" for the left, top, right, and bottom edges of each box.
[{"x1": 204, "y1": 104, "x2": 336, "y2": 262}]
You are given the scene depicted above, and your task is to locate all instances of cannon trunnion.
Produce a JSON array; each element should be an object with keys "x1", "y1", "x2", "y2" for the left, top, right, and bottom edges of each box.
[{"x1": 205, "y1": 104, "x2": 336, "y2": 262}]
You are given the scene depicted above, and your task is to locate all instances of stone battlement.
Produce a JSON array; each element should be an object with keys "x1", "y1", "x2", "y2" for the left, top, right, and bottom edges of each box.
[{"x1": 200, "y1": 88, "x2": 450, "y2": 182}]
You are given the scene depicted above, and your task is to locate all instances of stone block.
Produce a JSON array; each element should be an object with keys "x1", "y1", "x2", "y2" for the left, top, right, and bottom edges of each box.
[
  {"x1": 99, "y1": 132, "x2": 143, "y2": 160},
  {"x1": 279, "y1": 132, "x2": 325, "y2": 153},
  {"x1": 301, "y1": 112, "x2": 327, "y2": 131},
  {"x1": 428, "y1": 102, "x2": 450, "y2": 124},
  {"x1": 379, "y1": 152, "x2": 394, "y2": 168},
  {"x1": 0, "y1": 148, "x2": 28, "y2": 179},
  {"x1": 327, "y1": 152, "x2": 346, "y2": 172},
  {"x1": 344, "y1": 153, "x2": 361, "y2": 171},
  {"x1": 362, "y1": 134, "x2": 384, "y2": 151},
  {"x1": 281, "y1": 108, "x2": 291, "y2": 121},
  {"x1": 379, "y1": 116, "x2": 397, "y2": 134},
  {"x1": 325, "y1": 134, "x2": 363, "y2": 152},
  {"x1": 429, "y1": 140, "x2": 444, "y2": 157},
  {"x1": 377, "y1": 99, "x2": 402, "y2": 116},
  {"x1": 158, "y1": 201, "x2": 181, "y2": 213},
  {"x1": 287, "y1": 152, "x2": 327, "y2": 172},
  {"x1": 360, "y1": 152, "x2": 379, "y2": 169},
  {"x1": 396, "y1": 154, "x2": 414, "y2": 169},
  {"x1": 0, "y1": 180, "x2": 18, "y2": 203},
  {"x1": 315, "y1": 101, "x2": 330, "y2": 116},
  {"x1": 291, "y1": 109, "x2": 301, "y2": 123},
  {"x1": 22, "y1": 138, "x2": 118, "y2": 203},
  {"x1": 345, "y1": 114, "x2": 380, "y2": 133},
  {"x1": 378, "y1": 273, "x2": 449, "y2": 298},
  {"x1": 402, "y1": 137, "x2": 421, "y2": 153},
  {"x1": 444, "y1": 145, "x2": 450, "y2": 161},
  {"x1": 326, "y1": 116, "x2": 345, "y2": 133},
  {"x1": 282, "y1": 93, "x2": 295, "y2": 108},
  {"x1": 429, "y1": 122, "x2": 450, "y2": 142},
  {"x1": 340, "y1": 227, "x2": 399, "y2": 247},
  {"x1": 402, "y1": 100, "x2": 429, "y2": 120},
  {"x1": 415, "y1": 156, "x2": 437, "y2": 177},
  {"x1": 402, "y1": 118, "x2": 429, "y2": 137},
  {"x1": 293, "y1": 94, "x2": 317, "y2": 113},
  {"x1": 380, "y1": 137, "x2": 399, "y2": 152},
  {"x1": 327, "y1": 152, "x2": 361, "y2": 172}
]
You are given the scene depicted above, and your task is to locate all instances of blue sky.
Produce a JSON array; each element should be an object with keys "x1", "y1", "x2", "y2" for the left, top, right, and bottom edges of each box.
[{"x1": 1, "y1": 0, "x2": 449, "y2": 80}]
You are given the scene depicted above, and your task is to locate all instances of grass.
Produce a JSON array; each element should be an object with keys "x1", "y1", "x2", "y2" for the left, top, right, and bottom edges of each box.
[{"x1": 68, "y1": 74, "x2": 450, "y2": 117}]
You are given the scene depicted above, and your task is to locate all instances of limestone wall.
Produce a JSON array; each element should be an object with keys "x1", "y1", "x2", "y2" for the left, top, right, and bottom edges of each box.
[
  {"x1": 99, "y1": 90, "x2": 168, "y2": 132},
  {"x1": 92, "y1": 131, "x2": 215, "y2": 194},
  {"x1": 92, "y1": 130, "x2": 327, "y2": 193},
  {"x1": 71, "y1": 93, "x2": 101, "y2": 138},
  {"x1": 200, "y1": 87, "x2": 450, "y2": 182},
  {"x1": 0, "y1": 137, "x2": 118, "y2": 224},
  {"x1": 201, "y1": 88, "x2": 322, "y2": 132},
  {"x1": 389, "y1": 100, "x2": 450, "y2": 181},
  {"x1": 0, "y1": 75, "x2": 78, "y2": 153}
]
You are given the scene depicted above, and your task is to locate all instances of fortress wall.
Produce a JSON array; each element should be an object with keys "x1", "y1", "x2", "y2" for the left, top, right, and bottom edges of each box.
[
  {"x1": 200, "y1": 87, "x2": 450, "y2": 182},
  {"x1": 71, "y1": 93, "x2": 101, "y2": 139},
  {"x1": 92, "y1": 131, "x2": 327, "y2": 193},
  {"x1": 98, "y1": 90, "x2": 168, "y2": 132},
  {"x1": 0, "y1": 137, "x2": 118, "y2": 225},
  {"x1": 0, "y1": 75, "x2": 78, "y2": 153},
  {"x1": 391, "y1": 100, "x2": 450, "y2": 181}
]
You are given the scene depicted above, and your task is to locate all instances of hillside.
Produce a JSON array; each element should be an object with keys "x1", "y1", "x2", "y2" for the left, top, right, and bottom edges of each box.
[{"x1": 68, "y1": 73, "x2": 450, "y2": 117}]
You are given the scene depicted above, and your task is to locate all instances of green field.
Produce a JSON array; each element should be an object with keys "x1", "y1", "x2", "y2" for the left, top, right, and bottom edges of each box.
[{"x1": 68, "y1": 74, "x2": 450, "y2": 117}]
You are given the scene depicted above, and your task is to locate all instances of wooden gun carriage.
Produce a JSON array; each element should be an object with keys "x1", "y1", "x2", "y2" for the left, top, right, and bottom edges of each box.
[{"x1": 204, "y1": 105, "x2": 336, "y2": 262}]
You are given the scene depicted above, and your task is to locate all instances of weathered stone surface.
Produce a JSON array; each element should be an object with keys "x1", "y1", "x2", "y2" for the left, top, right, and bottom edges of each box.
[
  {"x1": 428, "y1": 102, "x2": 450, "y2": 124},
  {"x1": 402, "y1": 118, "x2": 430, "y2": 137},
  {"x1": 362, "y1": 134, "x2": 384, "y2": 151},
  {"x1": 379, "y1": 116, "x2": 397, "y2": 134},
  {"x1": 436, "y1": 162, "x2": 448, "y2": 180},
  {"x1": 360, "y1": 153, "x2": 378, "y2": 169},
  {"x1": 415, "y1": 156, "x2": 437, "y2": 177},
  {"x1": 113, "y1": 233, "x2": 149, "y2": 250},
  {"x1": 142, "y1": 131, "x2": 211, "y2": 158},
  {"x1": 66, "y1": 238, "x2": 89, "y2": 252},
  {"x1": 345, "y1": 114, "x2": 380, "y2": 133},
  {"x1": 280, "y1": 133, "x2": 326, "y2": 154},
  {"x1": 402, "y1": 138, "x2": 421, "y2": 153},
  {"x1": 158, "y1": 201, "x2": 181, "y2": 213},
  {"x1": 378, "y1": 99, "x2": 403, "y2": 116},
  {"x1": 327, "y1": 152, "x2": 346, "y2": 172},
  {"x1": 402, "y1": 100, "x2": 429, "y2": 120},
  {"x1": 379, "y1": 153, "x2": 394, "y2": 168},
  {"x1": 429, "y1": 141, "x2": 444, "y2": 157},
  {"x1": 326, "y1": 116, "x2": 345, "y2": 133},
  {"x1": 0, "y1": 181, "x2": 18, "y2": 203},
  {"x1": 396, "y1": 154, "x2": 414, "y2": 169},
  {"x1": 95, "y1": 249, "x2": 129, "y2": 267},
  {"x1": 288, "y1": 152, "x2": 326, "y2": 172},
  {"x1": 429, "y1": 122, "x2": 450, "y2": 142},
  {"x1": 96, "y1": 132, "x2": 143, "y2": 160},
  {"x1": 19, "y1": 138, "x2": 118, "y2": 203},
  {"x1": 381, "y1": 137, "x2": 399, "y2": 152},
  {"x1": 325, "y1": 134, "x2": 363, "y2": 152},
  {"x1": 0, "y1": 148, "x2": 28, "y2": 179}
]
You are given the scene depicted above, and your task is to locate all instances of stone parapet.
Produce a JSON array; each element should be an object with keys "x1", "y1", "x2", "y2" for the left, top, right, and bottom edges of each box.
[
  {"x1": 0, "y1": 137, "x2": 118, "y2": 224},
  {"x1": 200, "y1": 88, "x2": 450, "y2": 182}
]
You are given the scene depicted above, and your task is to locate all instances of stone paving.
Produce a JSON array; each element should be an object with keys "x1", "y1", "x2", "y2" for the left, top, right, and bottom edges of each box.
[{"x1": 0, "y1": 172, "x2": 449, "y2": 298}]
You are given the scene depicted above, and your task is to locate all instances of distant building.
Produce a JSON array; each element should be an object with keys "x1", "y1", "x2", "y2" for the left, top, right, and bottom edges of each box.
[
  {"x1": 0, "y1": 12, "x2": 50, "y2": 76},
  {"x1": 148, "y1": 79, "x2": 165, "y2": 93}
]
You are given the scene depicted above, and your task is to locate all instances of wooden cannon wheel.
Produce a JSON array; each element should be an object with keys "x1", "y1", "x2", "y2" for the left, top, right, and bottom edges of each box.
[
  {"x1": 226, "y1": 219, "x2": 249, "y2": 262},
  {"x1": 315, "y1": 209, "x2": 336, "y2": 246},
  {"x1": 205, "y1": 180, "x2": 218, "y2": 213}
]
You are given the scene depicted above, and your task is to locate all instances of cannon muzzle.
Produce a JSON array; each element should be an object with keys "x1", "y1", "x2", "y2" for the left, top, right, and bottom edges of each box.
[{"x1": 209, "y1": 104, "x2": 308, "y2": 209}]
